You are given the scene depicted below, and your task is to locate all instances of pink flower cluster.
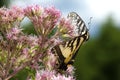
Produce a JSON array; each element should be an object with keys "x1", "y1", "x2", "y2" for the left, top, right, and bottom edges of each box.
[
  {"x1": 0, "y1": 6, "x2": 24, "y2": 26},
  {"x1": 24, "y1": 5, "x2": 74, "y2": 38},
  {"x1": 58, "y1": 18, "x2": 74, "y2": 38},
  {"x1": 6, "y1": 27, "x2": 22, "y2": 40},
  {"x1": 0, "y1": 5, "x2": 75, "y2": 80},
  {"x1": 35, "y1": 70, "x2": 75, "y2": 80}
]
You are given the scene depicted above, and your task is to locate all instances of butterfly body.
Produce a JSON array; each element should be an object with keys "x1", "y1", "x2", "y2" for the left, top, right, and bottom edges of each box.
[{"x1": 52, "y1": 12, "x2": 89, "y2": 70}]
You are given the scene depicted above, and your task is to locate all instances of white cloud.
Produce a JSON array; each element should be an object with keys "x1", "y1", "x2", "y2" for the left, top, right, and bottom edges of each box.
[
  {"x1": 10, "y1": 0, "x2": 56, "y2": 7},
  {"x1": 85, "y1": 0, "x2": 120, "y2": 21}
]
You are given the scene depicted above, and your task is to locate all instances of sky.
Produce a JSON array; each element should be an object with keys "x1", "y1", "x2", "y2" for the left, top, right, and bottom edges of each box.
[{"x1": 10, "y1": 0, "x2": 120, "y2": 37}]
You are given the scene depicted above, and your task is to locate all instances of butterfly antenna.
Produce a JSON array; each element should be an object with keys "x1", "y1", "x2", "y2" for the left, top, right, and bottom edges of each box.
[{"x1": 88, "y1": 17, "x2": 93, "y2": 30}]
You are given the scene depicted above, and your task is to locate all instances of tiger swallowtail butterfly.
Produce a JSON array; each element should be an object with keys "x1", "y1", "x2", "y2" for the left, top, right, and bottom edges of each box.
[{"x1": 52, "y1": 12, "x2": 89, "y2": 70}]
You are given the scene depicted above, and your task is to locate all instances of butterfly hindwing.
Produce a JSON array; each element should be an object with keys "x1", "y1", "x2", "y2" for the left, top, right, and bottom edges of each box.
[{"x1": 53, "y1": 35, "x2": 86, "y2": 70}]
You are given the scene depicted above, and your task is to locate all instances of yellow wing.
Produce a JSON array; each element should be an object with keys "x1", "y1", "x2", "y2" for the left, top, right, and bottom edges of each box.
[{"x1": 53, "y1": 33, "x2": 89, "y2": 70}]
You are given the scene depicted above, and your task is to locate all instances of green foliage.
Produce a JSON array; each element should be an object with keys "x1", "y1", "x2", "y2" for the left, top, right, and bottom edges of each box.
[
  {"x1": 74, "y1": 16, "x2": 120, "y2": 80},
  {"x1": 0, "y1": 0, "x2": 10, "y2": 7},
  {"x1": 10, "y1": 69, "x2": 29, "y2": 80},
  {"x1": 10, "y1": 67, "x2": 36, "y2": 80},
  {"x1": 21, "y1": 22, "x2": 37, "y2": 35}
]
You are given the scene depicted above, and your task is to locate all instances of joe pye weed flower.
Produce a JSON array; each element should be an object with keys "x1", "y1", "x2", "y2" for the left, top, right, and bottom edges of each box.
[{"x1": 0, "y1": 5, "x2": 75, "y2": 80}]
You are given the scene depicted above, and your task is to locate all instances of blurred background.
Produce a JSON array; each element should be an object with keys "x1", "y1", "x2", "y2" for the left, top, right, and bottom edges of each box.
[{"x1": 1, "y1": 0, "x2": 120, "y2": 80}]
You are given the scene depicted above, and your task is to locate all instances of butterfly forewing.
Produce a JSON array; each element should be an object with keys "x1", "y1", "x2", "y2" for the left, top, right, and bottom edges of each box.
[{"x1": 68, "y1": 12, "x2": 88, "y2": 36}]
